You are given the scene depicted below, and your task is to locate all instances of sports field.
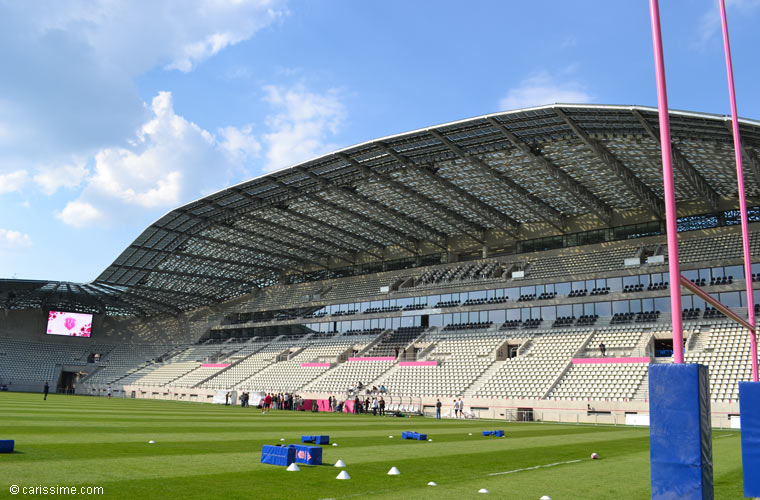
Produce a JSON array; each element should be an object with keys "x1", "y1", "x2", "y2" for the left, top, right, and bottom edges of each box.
[{"x1": 0, "y1": 392, "x2": 743, "y2": 499}]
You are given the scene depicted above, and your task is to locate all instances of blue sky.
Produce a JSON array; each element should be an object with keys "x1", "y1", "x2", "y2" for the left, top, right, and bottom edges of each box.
[{"x1": 1, "y1": 0, "x2": 759, "y2": 283}]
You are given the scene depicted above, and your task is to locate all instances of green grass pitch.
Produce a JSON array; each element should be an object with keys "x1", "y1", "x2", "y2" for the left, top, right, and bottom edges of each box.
[{"x1": 0, "y1": 392, "x2": 744, "y2": 499}]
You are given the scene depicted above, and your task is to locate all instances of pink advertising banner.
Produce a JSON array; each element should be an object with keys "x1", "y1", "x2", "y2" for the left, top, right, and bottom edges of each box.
[{"x1": 572, "y1": 357, "x2": 650, "y2": 365}]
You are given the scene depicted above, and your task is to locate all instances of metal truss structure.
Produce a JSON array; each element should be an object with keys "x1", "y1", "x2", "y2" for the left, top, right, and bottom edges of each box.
[{"x1": 2, "y1": 104, "x2": 759, "y2": 316}]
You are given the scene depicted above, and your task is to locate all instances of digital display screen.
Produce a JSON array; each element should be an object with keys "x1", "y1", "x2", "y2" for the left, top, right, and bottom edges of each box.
[{"x1": 46, "y1": 311, "x2": 92, "y2": 337}]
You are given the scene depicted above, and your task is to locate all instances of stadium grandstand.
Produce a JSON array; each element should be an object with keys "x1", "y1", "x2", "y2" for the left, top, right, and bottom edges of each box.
[{"x1": 1, "y1": 103, "x2": 759, "y2": 426}]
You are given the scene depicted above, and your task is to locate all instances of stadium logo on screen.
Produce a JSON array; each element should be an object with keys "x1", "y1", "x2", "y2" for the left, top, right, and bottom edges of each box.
[{"x1": 47, "y1": 311, "x2": 92, "y2": 337}]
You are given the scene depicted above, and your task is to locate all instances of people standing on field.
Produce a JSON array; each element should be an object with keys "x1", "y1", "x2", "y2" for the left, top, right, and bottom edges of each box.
[
  {"x1": 436, "y1": 399, "x2": 442, "y2": 419},
  {"x1": 453, "y1": 399, "x2": 458, "y2": 418},
  {"x1": 43, "y1": 381, "x2": 49, "y2": 400}
]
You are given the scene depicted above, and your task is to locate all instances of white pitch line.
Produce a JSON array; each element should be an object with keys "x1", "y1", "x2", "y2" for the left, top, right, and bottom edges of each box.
[
  {"x1": 715, "y1": 434, "x2": 735, "y2": 439},
  {"x1": 487, "y1": 459, "x2": 582, "y2": 476}
]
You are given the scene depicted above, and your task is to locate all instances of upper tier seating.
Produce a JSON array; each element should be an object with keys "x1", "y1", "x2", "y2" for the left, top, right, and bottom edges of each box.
[
  {"x1": 364, "y1": 326, "x2": 424, "y2": 357},
  {"x1": 373, "y1": 332, "x2": 502, "y2": 397},
  {"x1": 474, "y1": 330, "x2": 589, "y2": 399}
]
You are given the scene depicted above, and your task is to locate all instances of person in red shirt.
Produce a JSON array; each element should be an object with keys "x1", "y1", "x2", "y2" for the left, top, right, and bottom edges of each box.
[{"x1": 263, "y1": 393, "x2": 272, "y2": 414}]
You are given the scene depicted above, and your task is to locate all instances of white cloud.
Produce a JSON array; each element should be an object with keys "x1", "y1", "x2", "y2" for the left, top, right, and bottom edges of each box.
[
  {"x1": 55, "y1": 200, "x2": 103, "y2": 228},
  {"x1": 58, "y1": 91, "x2": 255, "y2": 227},
  {"x1": 0, "y1": 170, "x2": 28, "y2": 194},
  {"x1": 0, "y1": 228, "x2": 32, "y2": 248},
  {"x1": 499, "y1": 71, "x2": 592, "y2": 111},
  {"x1": 696, "y1": 0, "x2": 760, "y2": 46},
  {"x1": 0, "y1": 0, "x2": 287, "y2": 185},
  {"x1": 33, "y1": 162, "x2": 89, "y2": 195},
  {"x1": 262, "y1": 84, "x2": 346, "y2": 172},
  {"x1": 219, "y1": 125, "x2": 261, "y2": 162}
]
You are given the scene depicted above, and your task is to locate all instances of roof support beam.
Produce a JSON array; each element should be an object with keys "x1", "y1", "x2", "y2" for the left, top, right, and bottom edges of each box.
[
  {"x1": 80, "y1": 284, "x2": 147, "y2": 316},
  {"x1": 427, "y1": 129, "x2": 567, "y2": 232},
  {"x1": 90, "y1": 283, "x2": 183, "y2": 316},
  {"x1": 270, "y1": 178, "x2": 420, "y2": 255},
  {"x1": 100, "y1": 263, "x2": 251, "y2": 286},
  {"x1": 229, "y1": 186, "x2": 370, "y2": 263},
  {"x1": 337, "y1": 152, "x2": 487, "y2": 244},
  {"x1": 189, "y1": 201, "x2": 332, "y2": 269},
  {"x1": 555, "y1": 108, "x2": 665, "y2": 219},
  {"x1": 275, "y1": 207, "x2": 384, "y2": 260},
  {"x1": 724, "y1": 120, "x2": 760, "y2": 186},
  {"x1": 376, "y1": 145, "x2": 520, "y2": 237},
  {"x1": 486, "y1": 117, "x2": 613, "y2": 225},
  {"x1": 175, "y1": 207, "x2": 326, "y2": 269},
  {"x1": 124, "y1": 246, "x2": 283, "y2": 275},
  {"x1": 156, "y1": 224, "x2": 301, "y2": 268},
  {"x1": 126, "y1": 283, "x2": 219, "y2": 302},
  {"x1": 633, "y1": 110, "x2": 719, "y2": 210},
  {"x1": 295, "y1": 166, "x2": 449, "y2": 250},
  {"x1": 241, "y1": 215, "x2": 355, "y2": 265}
]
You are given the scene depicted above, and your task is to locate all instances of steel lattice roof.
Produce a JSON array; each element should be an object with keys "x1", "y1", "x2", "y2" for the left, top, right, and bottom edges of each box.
[{"x1": 3, "y1": 104, "x2": 760, "y2": 316}]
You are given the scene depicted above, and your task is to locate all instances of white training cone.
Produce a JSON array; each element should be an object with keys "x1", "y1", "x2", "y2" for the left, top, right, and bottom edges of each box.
[
  {"x1": 478, "y1": 489, "x2": 489, "y2": 494},
  {"x1": 389, "y1": 435, "x2": 393, "y2": 438},
  {"x1": 427, "y1": 481, "x2": 438, "y2": 486},
  {"x1": 468, "y1": 433, "x2": 472, "y2": 436},
  {"x1": 388, "y1": 466, "x2": 401, "y2": 475},
  {"x1": 334, "y1": 459, "x2": 346, "y2": 468},
  {"x1": 428, "y1": 438, "x2": 433, "y2": 442},
  {"x1": 287, "y1": 463, "x2": 300, "y2": 471},
  {"x1": 280, "y1": 438, "x2": 285, "y2": 441},
  {"x1": 332, "y1": 442, "x2": 338, "y2": 446},
  {"x1": 148, "y1": 440, "x2": 155, "y2": 444},
  {"x1": 336, "y1": 471, "x2": 350, "y2": 480},
  {"x1": 540, "y1": 496, "x2": 552, "y2": 500}
]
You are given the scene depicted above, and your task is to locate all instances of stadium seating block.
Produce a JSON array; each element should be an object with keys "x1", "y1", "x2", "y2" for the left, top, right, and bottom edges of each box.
[
  {"x1": 301, "y1": 435, "x2": 329, "y2": 444},
  {"x1": 260, "y1": 445, "x2": 296, "y2": 466},
  {"x1": 288, "y1": 444, "x2": 323, "y2": 465},
  {"x1": 0, "y1": 440, "x2": 14, "y2": 453}
]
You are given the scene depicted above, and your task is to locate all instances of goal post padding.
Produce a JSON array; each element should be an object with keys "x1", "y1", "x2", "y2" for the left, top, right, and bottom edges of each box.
[
  {"x1": 739, "y1": 381, "x2": 760, "y2": 497},
  {"x1": 648, "y1": 364, "x2": 714, "y2": 500}
]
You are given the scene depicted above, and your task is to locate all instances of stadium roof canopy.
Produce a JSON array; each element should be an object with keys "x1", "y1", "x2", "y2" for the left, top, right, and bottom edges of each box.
[{"x1": 3, "y1": 103, "x2": 760, "y2": 317}]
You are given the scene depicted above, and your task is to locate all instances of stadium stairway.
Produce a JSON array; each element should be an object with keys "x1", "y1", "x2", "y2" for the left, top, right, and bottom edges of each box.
[
  {"x1": 352, "y1": 329, "x2": 391, "y2": 357},
  {"x1": 540, "y1": 329, "x2": 595, "y2": 398}
]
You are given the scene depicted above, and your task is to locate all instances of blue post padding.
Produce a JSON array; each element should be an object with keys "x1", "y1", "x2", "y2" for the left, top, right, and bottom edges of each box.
[
  {"x1": 482, "y1": 430, "x2": 504, "y2": 437},
  {"x1": 260, "y1": 445, "x2": 295, "y2": 466},
  {"x1": 288, "y1": 444, "x2": 323, "y2": 465},
  {"x1": 739, "y1": 382, "x2": 760, "y2": 497},
  {"x1": 0, "y1": 440, "x2": 14, "y2": 453},
  {"x1": 649, "y1": 364, "x2": 714, "y2": 500},
  {"x1": 301, "y1": 435, "x2": 329, "y2": 444},
  {"x1": 402, "y1": 431, "x2": 426, "y2": 440}
]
